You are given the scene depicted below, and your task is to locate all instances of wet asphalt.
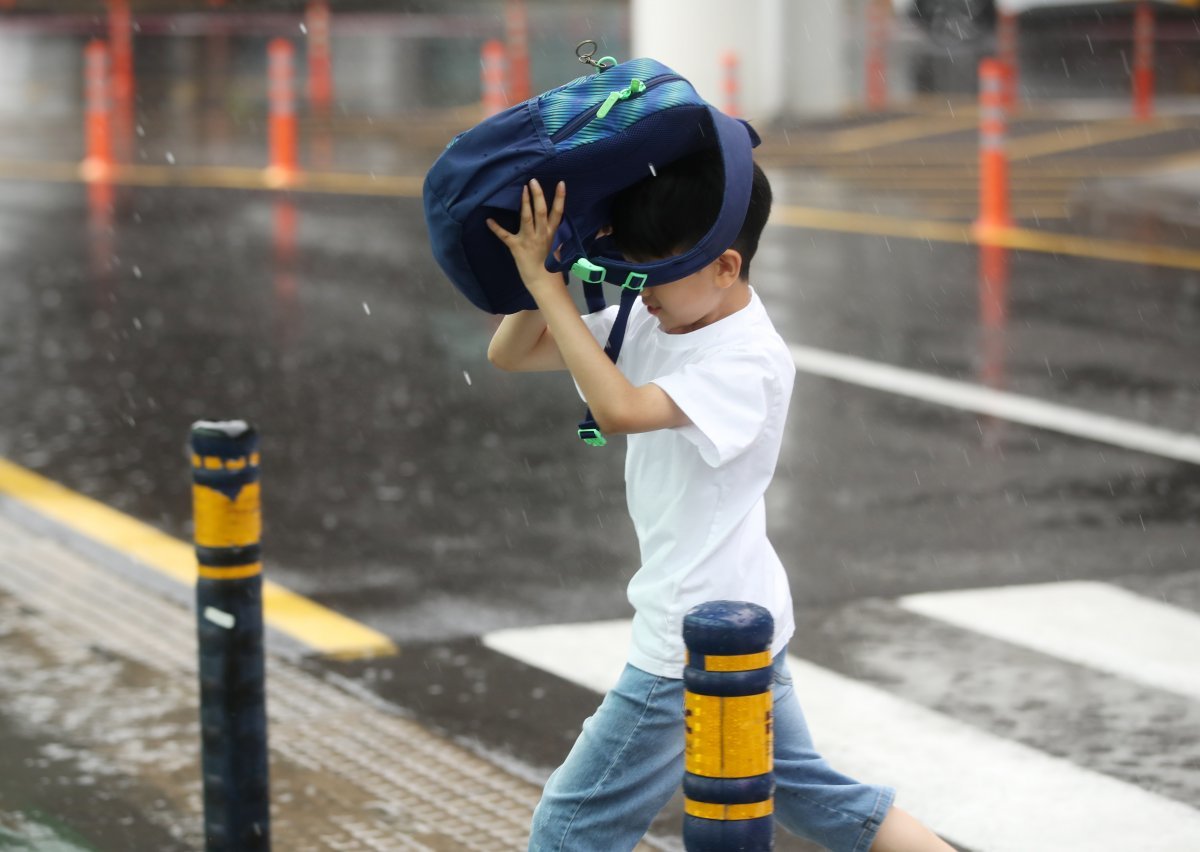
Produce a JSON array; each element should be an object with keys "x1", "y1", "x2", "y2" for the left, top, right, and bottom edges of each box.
[
  {"x1": 2, "y1": 5, "x2": 1200, "y2": 849},
  {"x1": 3, "y1": 179, "x2": 1196, "y2": 641}
]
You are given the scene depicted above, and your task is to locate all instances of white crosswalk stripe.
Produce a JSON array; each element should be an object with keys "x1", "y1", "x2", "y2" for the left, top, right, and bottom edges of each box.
[
  {"x1": 485, "y1": 582, "x2": 1200, "y2": 852},
  {"x1": 899, "y1": 581, "x2": 1200, "y2": 702}
]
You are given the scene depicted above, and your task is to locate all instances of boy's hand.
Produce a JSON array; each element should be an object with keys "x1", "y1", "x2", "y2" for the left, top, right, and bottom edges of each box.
[{"x1": 486, "y1": 179, "x2": 566, "y2": 296}]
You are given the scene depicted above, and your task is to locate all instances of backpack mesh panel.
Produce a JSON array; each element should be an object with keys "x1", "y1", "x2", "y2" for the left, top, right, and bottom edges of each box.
[{"x1": 534, "y1": 106, "x2": 713, "y2": 213}]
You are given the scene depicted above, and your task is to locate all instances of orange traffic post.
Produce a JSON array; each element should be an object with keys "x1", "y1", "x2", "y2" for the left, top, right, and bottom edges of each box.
[
  {"x1": 82, "y1": 40, "x2": 113, "y2": 182},
  {"x1": 505, "y1": 0, "x2": 531, "y2": 103},
  {"x1": 720, "y1": 51, "x2": 740, "y2": 118},
  {"x1": 107, "y1": 0, "x2": 135, "y2": 164},
  {"x1": 481, "y1": 39, "x2": 508, "y2": 117},
  {"x1": 274, "y1": 197, "x2": 298, "y2": 304},
  {"x1": 865, "y1": 0, "x2": 889, "y2": 112},
  {"x1": 978, "y1": 243, "x2": 1009, "y2": 384},
  {"x1": 87, "y1": 179, "x2": 115, "y2": 307},
  {"x1": 997, "y1": 10, "x2": 1019, "y2": 113},
  {"x1": 306, "y1": 0, "x2": 334, "y2": 113},
  {"x1": 265, "y1": 38, "x2": 298, "y2": 188},
  {"x1": 1133, "y1": 1, "x2": 1155, "y2": 121},
  {"x1": 107, "y1": 0, "x2": 133, "y2": 104},
  {"x1": 974, "y1": 58, "x2": 1011, "y2": 241}
]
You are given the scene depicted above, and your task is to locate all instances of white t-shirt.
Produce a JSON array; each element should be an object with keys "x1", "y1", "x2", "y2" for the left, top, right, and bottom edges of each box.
[{"x1": 580, "y1": 289, "x2": 796, "y2": 678}]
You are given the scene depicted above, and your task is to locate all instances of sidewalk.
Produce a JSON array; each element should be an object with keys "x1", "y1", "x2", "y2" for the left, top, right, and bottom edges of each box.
[{"x1": 0, "y1": 498, "x2": 553, "y2": 852}]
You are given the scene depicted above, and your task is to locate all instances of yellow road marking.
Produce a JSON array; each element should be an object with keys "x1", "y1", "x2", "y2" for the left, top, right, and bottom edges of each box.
[
  {"x1": 792, "y1": 163, "x2": 1099, "y2": 179},
  {"x1": 0, "y1": 457, "x2": 397, "y2": 659},
  {"x1": 774, "y1": 205, "x2": 973, "y2": 243},
  {"x1": 904, "y1": 196, "x2": 1069, "y2": 206},
  {"x1": 0, "y1": 157, "x2": 1194, "y2": 271},
  {"x1": 807, "y1": 173, "x2": 1080, "y2": 188},
  {"x1": 905, "y1": 96, "x2": 979, "y2": 117},
  {"x1": 920, "y1": 205, "x2": 1071, "y2": 221},
  {"x1": 819, "y1": 115, "x2": 976, "y2": 153},
  {"x1": 1128, "y1": 147, "x2": 1200, "y2": 175},
  {"x1": 1006, "y1": 119, "x2": 1181, "y2": 160},
  {"x1": 0, "y1": 159, "x2": 424, "y2": 198},
  {"x1": 773, "y1": 204, "x2": 1200, "y2": 271},
  {"x1": 760, "y1": 149, "x2": 1166, "y2": 172}
]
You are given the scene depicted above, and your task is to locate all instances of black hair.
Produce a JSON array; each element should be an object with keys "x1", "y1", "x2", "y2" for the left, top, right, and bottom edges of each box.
[{"x1": 608, "y1": 147, "x2": 772, "y2": 280}]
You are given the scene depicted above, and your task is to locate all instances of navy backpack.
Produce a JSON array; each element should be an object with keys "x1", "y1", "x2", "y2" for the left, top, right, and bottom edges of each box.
[{"x1": 423, "y1": 48, "x2": 761, "y2": 445}]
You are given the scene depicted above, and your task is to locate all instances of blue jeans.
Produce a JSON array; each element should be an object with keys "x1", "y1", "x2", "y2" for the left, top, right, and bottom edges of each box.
[{"x1": 529, "y1": 652, "x2": 895, "y2": 852}]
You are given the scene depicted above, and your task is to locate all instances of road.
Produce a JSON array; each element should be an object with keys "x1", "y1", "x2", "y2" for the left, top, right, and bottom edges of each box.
[{"x1": 1, "y1": 6, "x2": 1198, "y2": 850}]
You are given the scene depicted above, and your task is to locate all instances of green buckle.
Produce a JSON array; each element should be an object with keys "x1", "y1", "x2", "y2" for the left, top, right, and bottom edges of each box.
[
  {"x1": 622, "y1": 271, "x2": 648, "y2": 292},
  {"x1": 578, "y1": 427, "x2": 607, "y2": 447},
  {"x1": 571, "y1": 258, "x2": 606, "y2": 284}
]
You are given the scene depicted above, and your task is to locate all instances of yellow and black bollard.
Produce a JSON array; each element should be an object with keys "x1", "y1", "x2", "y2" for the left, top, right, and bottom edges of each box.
[
  {"x1": 191, "y1": 420, "x2": 271, "y2": 851},
  {"x1": 683, "y1": 601, "x2": 774, "y2": 851}
]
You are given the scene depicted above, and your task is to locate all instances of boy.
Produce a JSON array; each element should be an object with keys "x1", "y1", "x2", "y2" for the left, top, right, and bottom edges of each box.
[{"x1": 486, "y1": 150, "x2": 953, "y2": 852}]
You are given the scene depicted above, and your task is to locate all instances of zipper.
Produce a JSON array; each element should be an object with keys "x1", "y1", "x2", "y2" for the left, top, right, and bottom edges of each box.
[{"x1": 549, "y1": 73, "x2": 684, "y2": 144}]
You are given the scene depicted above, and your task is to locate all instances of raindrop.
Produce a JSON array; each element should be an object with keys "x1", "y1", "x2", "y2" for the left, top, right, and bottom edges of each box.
[
  {"x1": 362, "y1": 301, "x2": 371, "y2": 315},
  {"x1": 132, "y1": 318, "x2": 142, "y2": 330},
  {"x1": 300, "y1": 22, "x2": 308, "y2": 34},
  {"x1": 165, "y1": 152, "x2": 175, "y2": 164},
  {"x1": 463, "y1": 370, "x2": 473, "y2": 386},
  {"x1": 648, "y1": 162, "x2": 657, "y2": 176},
  {"x1": 133, "y1": 265, "x2": 142, "y2": 278},
  {"x1": 136, "y1": 124, "x2": 145, "y2": 137}
]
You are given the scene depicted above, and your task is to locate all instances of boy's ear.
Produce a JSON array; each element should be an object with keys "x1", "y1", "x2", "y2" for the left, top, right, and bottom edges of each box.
[{"x1": 713, "y1": 249, "x2": 743, "y2": 288}]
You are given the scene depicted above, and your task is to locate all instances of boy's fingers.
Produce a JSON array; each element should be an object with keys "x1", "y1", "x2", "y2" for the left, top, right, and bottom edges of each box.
[
  {"x1": 529, "y1": 179, "x2": 547, "y2": 223},
  {"x1": 519, "y1": 184, "x2": 532, "y2": 227},
  {"x1": 548, "y1": 181, "x2": 566, "y2": 230},
  {"x1": 485, "y1": 217, "x2": 512, "y2": 242}
]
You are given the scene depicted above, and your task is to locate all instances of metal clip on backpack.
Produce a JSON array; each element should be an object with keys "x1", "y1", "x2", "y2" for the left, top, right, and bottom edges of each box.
[{"x1": 423, "y1": 43, "x2": 761, "y2": 446}]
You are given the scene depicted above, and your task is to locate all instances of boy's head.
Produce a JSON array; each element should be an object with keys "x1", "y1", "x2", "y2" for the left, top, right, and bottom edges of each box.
[{"x1": 609, "y1": 147, "x2": 772, "y2": 281}]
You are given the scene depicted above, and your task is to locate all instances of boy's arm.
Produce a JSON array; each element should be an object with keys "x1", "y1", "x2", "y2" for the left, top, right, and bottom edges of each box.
[
  {"x1": 487, "y1": 310, "x2": 566, "y2": 372},
  {"x1": 486, "y1": 179, "x2": 690, "y2": 435}
]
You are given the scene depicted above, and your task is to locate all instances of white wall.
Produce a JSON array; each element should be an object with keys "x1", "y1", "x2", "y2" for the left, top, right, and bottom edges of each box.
[{"x1": 631, "y1": 0, "x2": 848, "y2": 121}]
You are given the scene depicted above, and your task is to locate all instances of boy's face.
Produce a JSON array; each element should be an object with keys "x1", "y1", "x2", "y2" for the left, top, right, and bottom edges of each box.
[{"x1": 638, "y1": 249, "x2": 745, "y2": 335}]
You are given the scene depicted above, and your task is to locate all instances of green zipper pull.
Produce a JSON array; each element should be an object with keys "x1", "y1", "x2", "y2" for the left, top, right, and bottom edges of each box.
[
  {"x1": 596, "y1": 78, "x2": 647, "y2": 119},
  {"x1": 596, "y1": 90, "x2": 623, "y2": 120}
]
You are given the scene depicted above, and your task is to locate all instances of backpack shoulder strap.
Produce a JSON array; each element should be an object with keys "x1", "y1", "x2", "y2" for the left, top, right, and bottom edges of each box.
[{"x1": 577, "y1": 286, "x2": 640, "y2": 447}]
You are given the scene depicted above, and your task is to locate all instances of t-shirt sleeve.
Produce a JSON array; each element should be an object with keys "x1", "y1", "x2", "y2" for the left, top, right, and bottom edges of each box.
[
  {"x1": 581, "y1": 305, "x2": 620, "y2": 347},
  {"x1": 652, "y1": 348, "x2": 779, "y2": 467}
]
